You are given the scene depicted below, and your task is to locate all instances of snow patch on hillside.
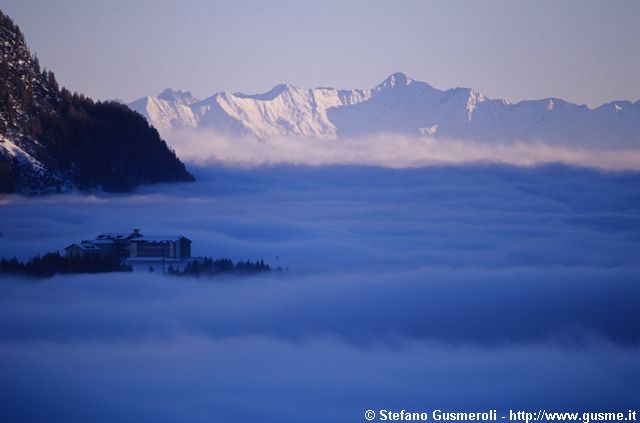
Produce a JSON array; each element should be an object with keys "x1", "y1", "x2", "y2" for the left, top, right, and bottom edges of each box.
[{"x1": 0, "y1": 134, "x2": 46, "y2": 173}]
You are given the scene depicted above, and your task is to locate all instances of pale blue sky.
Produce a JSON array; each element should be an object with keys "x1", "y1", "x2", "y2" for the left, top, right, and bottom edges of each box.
[{"x1": 2, "y1": 0, "x2": 639, "y2": 106}]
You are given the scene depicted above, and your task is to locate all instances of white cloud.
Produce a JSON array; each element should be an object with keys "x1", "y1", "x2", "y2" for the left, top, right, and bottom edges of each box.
[{"x1": 167, "y1": 129, "x2": 640, "y2": 171}]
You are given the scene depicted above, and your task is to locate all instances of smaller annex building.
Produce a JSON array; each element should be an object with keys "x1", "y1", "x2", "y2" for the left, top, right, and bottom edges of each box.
[{"x1": 65, "y1": 229, "x2": 143, "y2": 259}]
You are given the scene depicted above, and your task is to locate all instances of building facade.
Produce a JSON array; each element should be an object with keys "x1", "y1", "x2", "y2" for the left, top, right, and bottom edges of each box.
[{"x1": 129, "y1": 236, "x2": 191, "y2": 259}]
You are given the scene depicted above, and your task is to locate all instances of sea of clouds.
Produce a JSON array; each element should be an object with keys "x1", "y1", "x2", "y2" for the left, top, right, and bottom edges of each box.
[
  {"x1": 1, "y1": 160, "x2": 639, "y2": 422},
  {"x1": 167, "y1": 129, "x2": 640, "y2": 171}
]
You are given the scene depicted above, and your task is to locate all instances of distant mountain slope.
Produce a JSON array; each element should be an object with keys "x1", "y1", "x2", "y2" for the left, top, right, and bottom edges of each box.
[
  {"x1": 131, "y1": 85, "x2": 370, "y2": 139},
  {"x1": 131, "y1": 73, "x2": 640, "y2": 148},
  {"x1": 0, "y1": 10, "x2": 193, "y2": 194}
]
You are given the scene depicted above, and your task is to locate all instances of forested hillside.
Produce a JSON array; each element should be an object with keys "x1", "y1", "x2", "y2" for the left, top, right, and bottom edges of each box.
[{"x1": 0, "y1": 10, "x2": 193, "y2": 193}]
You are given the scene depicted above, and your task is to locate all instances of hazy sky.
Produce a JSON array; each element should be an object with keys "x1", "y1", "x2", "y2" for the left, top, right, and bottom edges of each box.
[{"x1": 2, "y1": 0, "x2": 639, "y2": 106}]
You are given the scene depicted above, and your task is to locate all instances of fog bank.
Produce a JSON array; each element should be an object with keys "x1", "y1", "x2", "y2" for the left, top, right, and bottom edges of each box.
[
  {"x1": 1, "y1": 164, "x2": 639, "y2": 422},
  {"x1": 168, "y1": 129, "x2": 640, "y2": 171}
]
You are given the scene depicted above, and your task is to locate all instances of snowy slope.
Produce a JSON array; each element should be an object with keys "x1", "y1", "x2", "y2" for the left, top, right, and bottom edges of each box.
[
  {"x1": 129, "y1": 93, "x2": 199, "y2": 135},
  {"x1": 128, "y1": 73, "x2": 640, "y2": 147},
  {"x1": 0, "y1": 134, "x2": 45, "y2": 172}
]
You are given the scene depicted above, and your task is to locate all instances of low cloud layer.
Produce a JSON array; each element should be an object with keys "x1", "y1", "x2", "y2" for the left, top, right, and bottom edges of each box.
[
  {"x1": 1, "y1": 164, "x2": 639, "y2": 422},
  {"x1": 167, "y1": 129, "x2": 640, "y2": 171},
  {"x1": 1, "y1": 269, "x2": 638, "y2": 422}
]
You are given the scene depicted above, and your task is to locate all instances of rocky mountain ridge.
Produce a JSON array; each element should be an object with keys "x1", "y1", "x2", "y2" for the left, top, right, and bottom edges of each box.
[{"x1": 131, "y1": 72, "x2": 640, "y2": 148}]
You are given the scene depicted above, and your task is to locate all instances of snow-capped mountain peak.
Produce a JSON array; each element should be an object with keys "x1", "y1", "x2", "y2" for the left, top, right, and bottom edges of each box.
[
  {"x1": 374, "y1": 72, "x2": 413, "y2": 91},
  {"x1": 234, "y1": 83, "x2": 295, "y2": 101},
  {"x1": 157, "y1": 88, "x2": 199, "y2": 105}
]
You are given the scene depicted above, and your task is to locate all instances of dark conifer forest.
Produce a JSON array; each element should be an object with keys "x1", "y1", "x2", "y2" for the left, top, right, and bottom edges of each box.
[
  {"x1": 0, "y1": 252, "x2": 130, "y2": 277},
  {"x1": 0, "y1": 9, "x2": 194, "y2": 193},
  {"x1": 173, "y1": 257, "x2": 273, "y2": 277},
  {"x1": 0, "y1": 253, "x2": 273, "y2": 279}
]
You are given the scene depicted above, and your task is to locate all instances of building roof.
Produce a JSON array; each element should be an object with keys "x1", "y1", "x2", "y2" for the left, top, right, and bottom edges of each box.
[
  {"x1": 65, "y1": 241, "x2": 100, "y2": 251},
  {"x1": 96, "y1": 230, "x2": 142, "y2": 240},
  {"x1": 65, "y1": 230, "x2": 190, "y2": 253},
  {"x1": 96, "y1": 233, "x2": 126, "y2": 240},
  {"x1": 91, "y1": 238, "x2": 116, "y2": 245}
]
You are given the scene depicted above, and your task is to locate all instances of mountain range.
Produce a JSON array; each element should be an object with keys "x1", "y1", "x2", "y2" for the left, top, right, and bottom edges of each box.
[{"x1": 130, "y1": 72, "x2": 640, "y2": 148}]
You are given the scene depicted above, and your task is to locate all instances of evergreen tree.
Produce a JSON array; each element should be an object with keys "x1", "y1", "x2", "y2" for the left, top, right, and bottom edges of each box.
[{"x1": 0, "y1": 9, "x2": 194, "y2": 194}]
